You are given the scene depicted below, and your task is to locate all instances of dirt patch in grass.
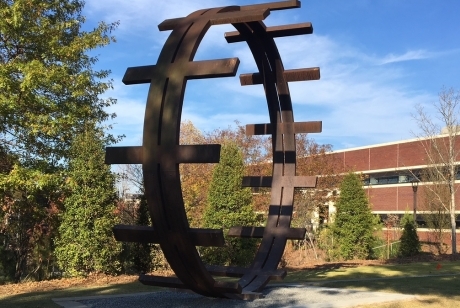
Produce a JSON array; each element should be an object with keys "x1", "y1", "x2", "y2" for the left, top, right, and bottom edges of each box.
[{"x1": 0, "y1": 274, "x2": 141, "y2": 297}]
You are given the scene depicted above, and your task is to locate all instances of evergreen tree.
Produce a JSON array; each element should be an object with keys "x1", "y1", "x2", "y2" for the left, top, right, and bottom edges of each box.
[
  {"x1": 132, "y1": 193, "x2": 153, "y2": 273},
  {"x1": 332, "y1": 172, "x2": 379, "y2": 260},
  {"x1": 202, "y1": 142, "x2": 259, "y2": 266},
  {"x1": 55, "y1": 125, "x2": 121, "y2": 276},
  {"x1": 398, "y1": 213, "x2": 421, "y2": 257}
]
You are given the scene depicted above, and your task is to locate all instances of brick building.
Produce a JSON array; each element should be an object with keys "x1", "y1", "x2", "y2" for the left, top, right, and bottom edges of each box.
[{"x1": 329, "y1": 135, "x2": 460, "y2": 246}]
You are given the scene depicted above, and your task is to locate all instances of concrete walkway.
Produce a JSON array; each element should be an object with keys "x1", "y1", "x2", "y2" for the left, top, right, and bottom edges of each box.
[{"x1": 53, "y1": 284, "x2": 416, "y2": 308}]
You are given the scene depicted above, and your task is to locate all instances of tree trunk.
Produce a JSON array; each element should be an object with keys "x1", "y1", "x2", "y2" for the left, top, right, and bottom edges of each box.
[{"x1": 451, "y1": 195, "x2": 457, "y2": 254}]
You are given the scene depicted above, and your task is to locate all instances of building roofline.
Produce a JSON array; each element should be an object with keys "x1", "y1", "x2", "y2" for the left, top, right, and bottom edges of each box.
[{"x1": 331, "y1": 133, "x2": 452, "y2": 154}]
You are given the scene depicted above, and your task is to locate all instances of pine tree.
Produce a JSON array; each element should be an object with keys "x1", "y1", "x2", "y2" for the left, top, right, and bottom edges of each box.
[
  {"x1": 398, "y1": 213, "x2": 421, "y2": 257},
  {"x1": 202, "y1": 142, "x2": 259, "y2": 266},
  {"x1": 332, "y1": 172, "x2": 379, "y2": 260},
  {"x1": 55, "y1": 125, "x2": 121, "y2": 276},
  {"x1": 132, "y1": 193, "x2": 153, "y2": 273}
]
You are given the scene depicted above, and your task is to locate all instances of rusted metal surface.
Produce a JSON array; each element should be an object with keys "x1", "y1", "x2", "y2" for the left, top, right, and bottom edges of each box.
[{"x1": 105, "y1": 0, "x2": 322, "y2": 299}]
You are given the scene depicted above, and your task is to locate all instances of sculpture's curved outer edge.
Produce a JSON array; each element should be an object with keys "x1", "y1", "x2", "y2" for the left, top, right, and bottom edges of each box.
[{"x1": 105, "y1": 0, "x2": 322, "y2": 299}]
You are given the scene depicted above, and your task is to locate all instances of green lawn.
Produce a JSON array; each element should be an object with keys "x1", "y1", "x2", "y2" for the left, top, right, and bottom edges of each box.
[{"x1": 1, "y1": 260, "x2": 459, "y2": 308}]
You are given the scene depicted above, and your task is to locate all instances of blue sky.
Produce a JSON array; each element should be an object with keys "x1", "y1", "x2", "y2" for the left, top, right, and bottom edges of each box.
[{"x1": 83, "y1": 0, "x2": 460, "y2": 151}]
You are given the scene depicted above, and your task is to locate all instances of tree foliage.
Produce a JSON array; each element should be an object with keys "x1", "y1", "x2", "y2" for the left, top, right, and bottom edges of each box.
[
  {"x1": 55, "y1": 125, "x2": 121, "y2": 276},
  {"x1": 0, "y1": 0, "x2": 118, "y2": 166},
  {"x1": 0, "y1": 164, "x2": 62, "y2": 282},
  {"x1": 332, "y1": 172, "x2": 379, "y2": 260},
  {"x1": 201, "y1": 142, "x2": 259, "y2": 266}
]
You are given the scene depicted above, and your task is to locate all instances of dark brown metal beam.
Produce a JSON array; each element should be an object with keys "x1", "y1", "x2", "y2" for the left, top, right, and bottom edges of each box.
[
  {"x1": 105, "y1": 146, "x2": 143, "y2": 164},
  {"x1": 122, "y1": 58, "x2": 240, "y2": 85},
  {"x1": 210, "y1": 9, "x2": 270, "y2": 25},
  {"x1": 225, "y1": 22, "x2": 312, "y2": 43},
  {"x1": 242, "y1": 176, "x2": 317, "y2": 188},
  {"x1": 228, "y1": 226, "x2": 306, "y2": 240},
  {"x1": 158, "y1": 9, "x2": 270, "y2": 31},
  {"x1": 113, "y1": 225, "x2": 226, "y2": 247},
  {"x1": 241, "y1": 176, "x2": 273, "y2": 187},
  {"x1": 139, "y1": 275, "x2": 186, "y2": 288},
  {"x1": 140, "y1": 274, "x2": 242, "y2": 294},
  {"x1": 186, "y1": 58, "x2": 240, "y2": 80},
  {"x1": 239, "y1": 0, "x2": 301, "y2": 11},
  {"x1": 245, "y1": 121, "x2": 322, "y2": 136},
  {"x1": 105, "y1": 144, "x2": 221, "y2": 165},
  {"x1": 240, "y1": 67, "x2": 320, "y2": 85},
  {"x1": 205, "y1": 264, "x2": 286, "y2": 280}
]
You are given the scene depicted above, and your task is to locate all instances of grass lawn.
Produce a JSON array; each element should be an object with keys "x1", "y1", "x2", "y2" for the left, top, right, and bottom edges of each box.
[
  {"x1": 284, "y1": 261, "x2": 460, "y2": 308},
  {"x1": 1, "y1": 260, "x2": 459, "y2": 308}
]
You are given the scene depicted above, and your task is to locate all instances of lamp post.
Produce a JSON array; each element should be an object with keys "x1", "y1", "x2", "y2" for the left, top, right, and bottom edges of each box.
[{"x1": 411, "y1": 179, "x2": 419, "y2": 223}]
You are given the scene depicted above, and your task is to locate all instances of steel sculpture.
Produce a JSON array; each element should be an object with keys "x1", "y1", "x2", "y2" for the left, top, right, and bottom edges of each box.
[{"x1": 105, "y1": 0, "x2": 322, "y2": 299}]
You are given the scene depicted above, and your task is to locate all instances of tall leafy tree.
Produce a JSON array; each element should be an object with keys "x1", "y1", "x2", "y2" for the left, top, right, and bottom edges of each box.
[
  {"x1": 0, "y1": 0, "x2": 119, "y2": 281},
  {"x1": 55, "y1": 125, "x2": 121, "y2": 276},
  {"x1": 0, "y1": 0, "x2": 118, "y2": 166},
  {"x1": 332, "y1": 172, "x2": 379, "y2": 260},
  {"x1": 202, "y1": 142, "x2": 259, "y2": 266}
]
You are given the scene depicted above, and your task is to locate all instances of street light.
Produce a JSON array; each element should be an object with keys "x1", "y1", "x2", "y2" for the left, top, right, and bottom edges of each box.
[{"x1": 411, "y1": 179, "x2": 419, "y2": 222}]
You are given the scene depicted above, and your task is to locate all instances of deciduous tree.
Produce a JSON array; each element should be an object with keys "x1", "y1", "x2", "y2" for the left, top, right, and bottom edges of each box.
[
  {"x1": 0, "y1": 0, "x2": 118, "y2": 166},
  {"x1": 413, "y1": 87, "x2": 460, "y2": 254}
]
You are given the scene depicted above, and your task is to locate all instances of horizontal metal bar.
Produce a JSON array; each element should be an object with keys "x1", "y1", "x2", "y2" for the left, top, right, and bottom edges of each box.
[
  {"x1": 122, "y1": 65, "x2": 155, "y2": 85},
  {"x1": 188, "y1": 228, "x2": 226, "y2": 247},
  {"x1": 105, "y1": 146, "x2": 143, "y2": 164},
  {"x1": 284, "y1": 67, "x2": 320, "y2": 82},
  {"x1": 213, "y1": 280, "x2": 242, "y2": 294},
  {"x1": 105, "y1": 144, "x2": 221, "y2": 165},
  {"x1": 210, "y1": 9, "x2": 270, "y2": 25},
  {"x1": 242, "y1": 176, "x2": 317, "y2": 188},
  {"x1": 122, "y1": 58, "x2": 240, "y2": 85},
  {"x1": 139, "y1": 274, "x2": 186, "y2": 288},
  {"x1": 276, "y1": 176, "x2": 317, "y2": 188},
  {"x1": 239, "y1": 0, "x2": 300, "y2": 11},
  {"x1": 242, "y1": 176, "x2": 273, "y2": 187},
  {"x1": 205, "y1": 264, "x2": 286, "y2": 280},
  {"x1": 186, "y1": 58, "x2": 240, "y2": 79},
  {"x1": 228, "y1": 226, "x2": 265, "y2": 237},
  {"x1": 245, "y1": 121, "x2": 322, "y2": 136},
  {"x1": 157, "y1": 8, "x2": 270, "y2": 31},
  {"x1": 158, "y1": 17, "x2": 184, "y2": 31},
  {"x1": 225, "y1": 22, "x2": 312, "y2": 43},
  {"x1": 175, "y1": 144, "x2": 221, "y2": 163},
  {"x1": 112, "y1": 225, "x2": 225, "y2": 247},
  {"x1": 228, "y1": 226, "x2": 306, "y2": 240},
  {"x1": 240, "y1": 67, "x2": 320, "y2": 85}
]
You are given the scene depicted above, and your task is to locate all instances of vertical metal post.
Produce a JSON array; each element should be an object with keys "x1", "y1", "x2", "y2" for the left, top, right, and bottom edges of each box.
[{"x1": 411, "y1": 180, "x2": 419, "y2": 223}]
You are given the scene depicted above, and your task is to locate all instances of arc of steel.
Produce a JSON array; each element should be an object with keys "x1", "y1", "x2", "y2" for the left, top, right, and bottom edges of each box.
[{"x1": 105, "y1": 0, "x2": 322, "y2": 299}]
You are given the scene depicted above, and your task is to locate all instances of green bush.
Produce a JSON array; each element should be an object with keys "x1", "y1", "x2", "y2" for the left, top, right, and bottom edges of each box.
[
  {"x1": 55, "y1": 126, "x2": 121, "y2": 276},
  {"x1": 201, "y1": 142, "x2": 259, "y2": 266},
  {"x1": 398, "y1": 213, "x2": 420, "y2": 257},
  {"x1": 331, "y1": 172, "x2": 380, "y2": 260}
]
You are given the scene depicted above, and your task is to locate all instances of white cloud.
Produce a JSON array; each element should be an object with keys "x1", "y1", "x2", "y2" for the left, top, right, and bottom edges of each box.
[
  {"x1": 377, "y1": 50, "x2": 433, "y2": 65},
  {"x1": 88, "y1": 1, "x2": 442, "y2": 150}
]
